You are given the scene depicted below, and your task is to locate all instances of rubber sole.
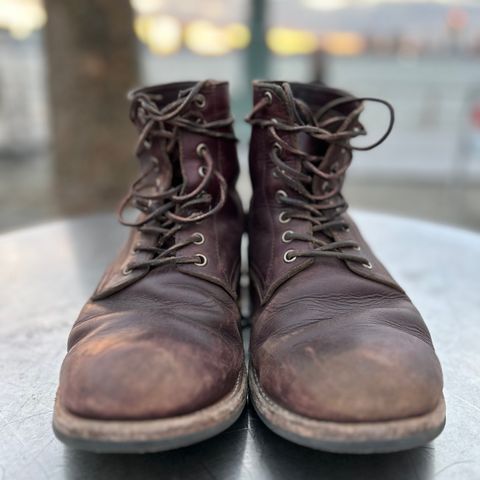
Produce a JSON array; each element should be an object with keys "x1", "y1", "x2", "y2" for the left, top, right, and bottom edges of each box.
[
  {"x1": 53, "y1": 370, "x2": 247, "y2": 453},
  {"x1": 249, "y1": 369, "x2": 446, "y2": 454}
]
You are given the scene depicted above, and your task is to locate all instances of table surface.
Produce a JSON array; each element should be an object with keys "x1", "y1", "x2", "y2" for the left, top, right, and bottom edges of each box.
[{"x1": 1, "y1": 211, "x2": 480, "y2": 480}]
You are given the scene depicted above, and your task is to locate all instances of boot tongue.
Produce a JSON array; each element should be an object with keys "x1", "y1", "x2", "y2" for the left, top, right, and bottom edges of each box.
[
  {"x1": 309, "y1": 108, "x2": 345, "y2": 197},
  {"x1": 281, "y1": 87, "x2": 337, "y2": 197},
  {"x1": 130, "y1": 82, "x2": 205, "y2": 199},
  {"x1": 135, "y1": 128, "x2": 174, "y2": 200},
  {"x1": 134, "y1": 80, "x2": 229, "y2": 220},
  {"x1": 280, "y1": 84, "x2": 360, "y2": 199}
]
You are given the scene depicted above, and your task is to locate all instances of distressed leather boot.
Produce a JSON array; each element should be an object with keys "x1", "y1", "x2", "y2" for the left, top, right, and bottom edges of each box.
[
  {"x1": 53, "y1": 81, "x2": 246, "y2": 452},
  {"x1": 246, "y1": 81, "x2": 445, "y2": 453}
]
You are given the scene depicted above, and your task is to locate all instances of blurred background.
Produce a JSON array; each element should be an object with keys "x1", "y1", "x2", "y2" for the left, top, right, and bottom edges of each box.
[{"x1": 1, "y1": 0, "x2": 480, "y2": 232}]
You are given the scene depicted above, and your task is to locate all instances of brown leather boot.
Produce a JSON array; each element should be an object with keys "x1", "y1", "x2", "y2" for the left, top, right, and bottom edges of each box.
[
  {"x1": 53, "y1": 81, "x2": 247, "y2": 452},
  {"x1": 246, "y1": 81, "x2": 445, "y2": 453}
]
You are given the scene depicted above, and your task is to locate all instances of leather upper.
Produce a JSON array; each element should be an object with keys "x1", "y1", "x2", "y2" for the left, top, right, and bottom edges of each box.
[
  {"x1": 58, "y1": 81, "x2": 245, "y2": 420},
  {"x1": 60, "y1": 269, "x2": 244, "y2": 419},
  {"x1": 248, "y1": 81, "x2": 443, "y2": 422}
]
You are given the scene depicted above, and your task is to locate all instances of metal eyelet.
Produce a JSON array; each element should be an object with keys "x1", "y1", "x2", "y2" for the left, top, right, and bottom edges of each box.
[
  {"x1": 122, "y1": 265, "x2": 133, "y2": 275},
  {"x1": 198, "y1": 165, "x2": 208, "y2": 177},
  {"x1": 264, "y1": 91, "x2": 273, "y2": 104},
  {"x1": 193, "y1": 232, "x2": 205, "y2": 245},
  {"x1": 281, "y1": 230, "x2": 294, "y2": 243},
  {"x1": 276, "y1": 190, "x2": 288, "y2": 203},
  {"x1": 194, "y1": 254, "x2": 208, "y2": 266},
  {"x1": 352, "y1": 245, "x2": 361, "y2": 251},
  {"x1": 283, "y1": 250, "x2": 297, "y2": 263},
  {"x1": 194, "y1": 94, "x2": 206, "y2": 109},
  {"x1": 363, "y1": 261, "x2": 373, "y2": 270},
  {"x1": 278, "y1": 211, "x2": 291, "y2": 224},
  {"x1": 196, "y1": 143, "x2": 207, "y2": 157},
  {"x1": 343, "y1": 225, "x2": 350, "y2": 232}
]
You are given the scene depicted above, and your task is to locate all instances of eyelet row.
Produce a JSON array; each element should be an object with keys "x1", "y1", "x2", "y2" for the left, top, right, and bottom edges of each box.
[
  {"x1": 194, "y1": 230, "x2": 207, "y2": 265},
  {"x1": 279, "y1": 186, "x2": 295, "y2": 260},
  {"x1": 281, "y1": 251, "x2": 372, "y2": 269},
  {"x1": 271, "y1": 184, "x2": 372, "y2": 269},
  {"x1": 196, "y1": 143, "x2": 208, "y2": 177},
  {"x1": 279, "y1": 183, "x2": 294, "y2": 259},
  {"x1": 122, "y1": 232, "x2": 207, "y2": 275},
  {"x1": 275, "y1": 186, "x2": 291, "y2": 233},
  {"x1": 276, "y1": 221, "x2": 372, "y2": 269},
  {"x1": 193, "y1": 229, "x2": 207, "y2": 266}
]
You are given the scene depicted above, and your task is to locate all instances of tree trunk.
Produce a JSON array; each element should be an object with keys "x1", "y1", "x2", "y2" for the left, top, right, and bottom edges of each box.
[{"x1": 44, "y1": 0, "x2": 138, "y2": 214}]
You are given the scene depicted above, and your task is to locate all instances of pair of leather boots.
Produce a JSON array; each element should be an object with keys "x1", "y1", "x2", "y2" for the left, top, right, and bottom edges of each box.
[{"x1": 53, "y1": 80, "x2": 445, "y2": 454}]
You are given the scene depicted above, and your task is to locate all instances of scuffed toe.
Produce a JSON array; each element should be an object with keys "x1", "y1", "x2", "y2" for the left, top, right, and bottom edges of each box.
[
  {"x1": 256, "y1": 322, "x2": 443, "y2": 422},
  {"x1": 59, "y1": 329, "x2": 240, "y2": 420}
]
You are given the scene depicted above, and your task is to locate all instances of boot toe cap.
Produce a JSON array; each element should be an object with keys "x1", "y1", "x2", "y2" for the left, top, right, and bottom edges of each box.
[
  {"x1": 256, "y1": 323, "x2": 443, "y2": 423},
  {"x1": 59, "y1": 332, "x2": 241, "y2": 420}
]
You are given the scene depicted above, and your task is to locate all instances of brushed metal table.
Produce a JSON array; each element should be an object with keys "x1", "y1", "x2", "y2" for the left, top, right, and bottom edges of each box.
[{"x1": 1, "y1": 212, "x2": 479, "y2": 480}]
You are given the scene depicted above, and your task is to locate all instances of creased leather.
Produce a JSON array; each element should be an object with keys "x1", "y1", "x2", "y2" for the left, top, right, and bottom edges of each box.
[
  {"x1": 57, "y1": 81, "x2": 245, "y2": 421},
  {"x1": 248, "y1": 81, "x2": 444, "y2": 423},
  {"x1": 93, "y1": 81, "x2": 243, "y2": 300}
]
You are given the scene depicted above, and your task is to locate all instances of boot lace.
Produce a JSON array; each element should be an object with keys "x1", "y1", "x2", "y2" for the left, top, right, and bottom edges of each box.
[
  {"x1": 118, "y1": 81, "x2": 236, "y2": 273},
  {"x1": 246, "y1": 83, "x2": 394, "y2": 267}
]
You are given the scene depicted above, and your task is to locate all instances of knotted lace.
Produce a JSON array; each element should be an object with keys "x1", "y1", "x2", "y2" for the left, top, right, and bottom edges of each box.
[
  {"x1": 118, "y1": 81, "x2": 236, "y2": 273},
  {"x1": 246, "y1": 83, "x2": 394, "y2": 266}
]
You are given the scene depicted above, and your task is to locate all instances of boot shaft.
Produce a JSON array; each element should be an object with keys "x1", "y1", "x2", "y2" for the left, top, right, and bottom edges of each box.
[
  {"x1": 247, "y1": 81, "x2": 398, "y2": 305},
  {"x1": 93, "y1": 80, "x2": 244, "y2": 300},
  {"x1": 129, "y1": 80, "x2": 240, "y2": 200},
  {"x1": 248, "y1": 81, "x2": 363, "y2": 199}
]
